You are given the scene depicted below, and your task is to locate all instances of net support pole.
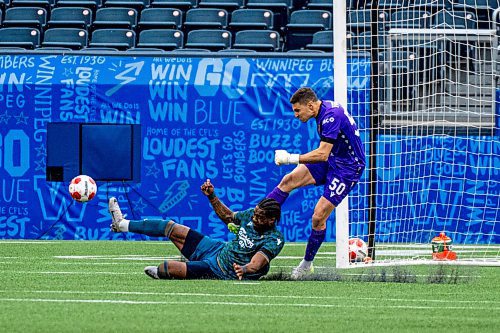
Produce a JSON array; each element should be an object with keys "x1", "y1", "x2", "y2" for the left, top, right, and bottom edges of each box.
[
  {"x1": 334, "y1": 0, "x2": 349, "y2": 269},
  {"x1": 368, "y1": 0, "x2": 380, "y2": 261}
]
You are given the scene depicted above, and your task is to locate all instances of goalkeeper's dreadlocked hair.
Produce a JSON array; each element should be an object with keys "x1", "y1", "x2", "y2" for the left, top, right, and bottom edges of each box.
[{"x1": 257, "y1": 198, "x2": 281, "y2": 223}]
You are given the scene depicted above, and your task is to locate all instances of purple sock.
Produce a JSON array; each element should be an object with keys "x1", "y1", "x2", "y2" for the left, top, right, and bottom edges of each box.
[
  {"x1": 266, "y1": 187, "x2": 289, "y2": 206},
  {"x1": 304, "y1": 229, "x2": 326, "y2": 261}
]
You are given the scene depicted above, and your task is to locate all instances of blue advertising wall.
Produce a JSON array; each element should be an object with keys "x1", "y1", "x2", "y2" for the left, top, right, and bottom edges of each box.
[{"x1": 0, "y1": 54, "x2": 498, "y2": 244}]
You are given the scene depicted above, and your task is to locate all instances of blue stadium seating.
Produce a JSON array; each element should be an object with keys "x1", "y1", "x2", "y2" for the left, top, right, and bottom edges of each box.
[
  {"x1": 185, "y1": 29, "x2": 231, "y2": 51},
  {"x1": 233, "y1": 30, "x2": 281, "y2": 52},
  {"x1": 286, "y1": 9, "x2": 332, "y2": 50},
  {"x1": 0, "y1": 0, "x2": 490, "y2": 53},
  {"x1": 56, "y1": 0, "x2": 102, "y2": 13},
  {"x1": 3, "y1": 7, "x2": 47, "y2": 30},
  {"x1": 431, "y1": 9, "x2": 477, "y2": 29},
  {"x1": 42, "y1": 28, "x2": 88, "y2": 49},
  {"x1": 229, "y1": 9, "x2": 274, "y2": 32},
  {"x1": 246, "y1": 0, "x2": 293, "y2": 29},
  {"x1": 46, "y1": 7, "x2": 92, "y2": 29},
  {"x1": 0, "y1": 27, "x2": 40, "y2": 49},
  {"x1": 11, "y1": 0, "x2": 54, "y2": 11},
  {"x1": 89, "y1": 28, "x2": 136, "y2": 49},
  {"x1": 150, "y1": 0, "x2": 197, "y2": 10},
  {"x1": 137, "y1": 8, "x2": 183, "y2": 31},
  {"x1": 306, "y1": 30, "x2": 332, "y2": 52},
  {"x1": 307, "y1": 0, "x2": 333, "y2": 11},
  {"x1": 388, "y1": 10, "x2": 431, "y2": 29},
  {"x1": 136, "y1": 29, "x2": 184, "y2": 50},
  {"x1": 183, "y1": 8, "x2": 229, "y2": 31},
  {"x1": 198, "y1": 0, "x2": 245, "y2": 11},
  {"x1": 92, "y1": 7, "x2": 138, "y2": 30}
]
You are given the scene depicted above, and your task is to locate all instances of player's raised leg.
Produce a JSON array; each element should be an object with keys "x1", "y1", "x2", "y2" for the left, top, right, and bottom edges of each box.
[
  {"x1": 267, "y1": 164, "x2": 316, "y2": 204},
  {"x1": 291, "y1": 197, "x2": 335, "y2": 279}
]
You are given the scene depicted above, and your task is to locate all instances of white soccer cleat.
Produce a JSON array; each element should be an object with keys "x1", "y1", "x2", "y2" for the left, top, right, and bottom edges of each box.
[
  {"x1": 144, "y1": 266, "x2": 160, "y2": 279},
  {"x1": 108, "y1": 197, "x2": 123, "y2": 232},
  {"x1": 291, "y1": 263, "x2": 314, "y2": 280}
]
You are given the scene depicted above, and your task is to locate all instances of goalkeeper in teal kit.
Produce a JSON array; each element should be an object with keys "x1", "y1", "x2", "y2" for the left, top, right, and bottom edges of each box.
[{"x1": 109, "y1": 179, "x2": 284, "y2": 280}]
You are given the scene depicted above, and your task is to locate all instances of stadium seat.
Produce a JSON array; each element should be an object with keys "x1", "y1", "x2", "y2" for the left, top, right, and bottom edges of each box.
[
  {"x1": 171, "y1": 47, "x2": 211, "y2": 52},
  {"x1": 136, "y1": 29, "x2": 183, "y2": 50},
  {"x1": 452, "y1": 0, "x2": 499, "y2": 28},
  {"x1": 81, "y1": 47, "x2": 120, "y2": 51},
  {"x1": 42, "y1": 28, "x2": 88, "y2": 49},
  {"x1": 137, "y1": 8, "x2": 183, "y2": 31},
  {"x1": 47, "y1": 7, "x2": 92, "y2": 29},
  {"x1": 431, "y1": 9, "x2": 477, "y2": 29},
  {"x1": 150, "y1": 0, "x2": 197, "y2": 10},
  {"x1": 0, "y1": 27, "x2": 40, "y2": 49},
  {"x1": 228, "y1": 9, "x2": 273, "y2": 32},
  {"x1": 388, "y1": 10, "x2": 431, "y2": 29},
  {"x1": 10, "y1": 0, "x2": 54, "y2": 11},
  {"x1": 348, "y1": 9, "x2": 388, "y2": 34},
  {"x1": 377, "y1": 0, "x2": 408, "y2": 12},
  {"x1": 410, "y1": 0, "x2": 445, "y2": 12},
  {"x1": 103, "y1": 0, "x2": 150, "y2": 12},
  {"x1": 36, "y1": 46, "x2": 73, "y2": 51},
  {"x1": 2, "y1": 7, "x2": 47, "y2": 30},
  {"x1": 92, "y1": 8, "x2": 138, "y2": 30},
  {"x1": 306, "y1": 0, "x2": 333, "y2": 11},
  {"x1": 233, "y1": 30, "x2": 281, "y2": 52},
  {"x1": 185, "y1": 29, "x2": 231, "y2": 51},
  {"x1": 350, "y1": 31, "x2": 387, "y2": 50},
  {"x1": 287, "y1": 49, "x2": 324, "y2": 53},
  {"x1": 218, "y1": 48, "x2": 256, "y2": 52},
  {"x1": 306, "y1": 30, "x2": 332, "y2": 52},
  {"x1": 127, "y1": 47, "x2": 165, "y2": 53},
  {"x1": 378, "y1": 50, "x2": 417, "y2": 101},
  {"x1": 246, "y1": 0, "x2": 293, "y2": 30},
  {"x1": 198, "y1": 0, "x2": 245, "y2": 11},
  {"x1": 56, "y1": 0, "x2": 102, "y2": 13},
  {"x1": 89, "y1": 28, "x2": 136, "y2": 50},
  {"x1": 286, "y1": 9, "x2": 332, "y2": 51},
  {"x1": 183, "y1": 8, "x2": 228, "y2": 31}
]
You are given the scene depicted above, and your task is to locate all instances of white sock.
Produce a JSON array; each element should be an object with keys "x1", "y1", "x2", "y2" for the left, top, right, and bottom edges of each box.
[
  {"x1": 299, "y1": 259, "x2": 313, "y2": 269},
  {"x1": 119, "y1": 219, "x2": 130, "y2": 232}
]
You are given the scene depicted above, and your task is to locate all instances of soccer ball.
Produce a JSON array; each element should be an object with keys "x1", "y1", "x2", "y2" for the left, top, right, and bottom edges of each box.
[
  {"x1": 349, "y1": 238, "x2": 368, "y2": 262},
  {"x1": 69, "y1": 175, "x2": 97, "y2": 202}
]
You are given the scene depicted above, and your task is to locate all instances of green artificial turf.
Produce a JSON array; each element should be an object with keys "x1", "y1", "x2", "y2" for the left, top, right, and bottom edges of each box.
[{"x1": 0, "y1": 240, "x2": 498, "y2": 333}]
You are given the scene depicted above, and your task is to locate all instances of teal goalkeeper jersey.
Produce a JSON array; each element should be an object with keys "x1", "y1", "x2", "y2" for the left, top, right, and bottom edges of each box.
[{"x1": 216, "y1": 208, "x2": 285, "y2": 279}]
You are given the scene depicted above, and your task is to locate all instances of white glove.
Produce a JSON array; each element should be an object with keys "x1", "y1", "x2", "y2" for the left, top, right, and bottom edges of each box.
[{"x1": 275, "y1": 150, "x2": 300, "y2": 165}]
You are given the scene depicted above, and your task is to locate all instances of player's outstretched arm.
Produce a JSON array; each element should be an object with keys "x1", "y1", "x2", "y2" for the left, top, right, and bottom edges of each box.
[
  {"x1": 274, "y1": 141, "x2": 333, "y2": 165},
  {"x1": 233, "y1": 252, "x2": 269, "y2": 280},
  {"x1": 200, "y1": 179, "x2": 235, "y2": 225}
]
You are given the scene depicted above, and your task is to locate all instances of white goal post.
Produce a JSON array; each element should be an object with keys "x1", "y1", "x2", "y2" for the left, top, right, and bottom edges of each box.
[{"x1": 334, "y1": 0, "x2": 500, "y2": 268}]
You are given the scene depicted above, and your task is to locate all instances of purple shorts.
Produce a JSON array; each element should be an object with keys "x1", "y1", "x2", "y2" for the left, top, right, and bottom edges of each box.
[{"x1": 305, "y1": 161, "x2": 364, "y2": 206}]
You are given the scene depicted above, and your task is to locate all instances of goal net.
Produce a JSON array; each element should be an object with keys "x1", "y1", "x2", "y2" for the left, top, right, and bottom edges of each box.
[{"x1": 342, "y1": 0, "x2": 500, "y2": 267}]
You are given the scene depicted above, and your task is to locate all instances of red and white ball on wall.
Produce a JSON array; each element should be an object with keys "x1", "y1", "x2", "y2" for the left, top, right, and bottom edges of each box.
[{"x1": 69, "y1": 175, "x2": 97, "y2": 203}]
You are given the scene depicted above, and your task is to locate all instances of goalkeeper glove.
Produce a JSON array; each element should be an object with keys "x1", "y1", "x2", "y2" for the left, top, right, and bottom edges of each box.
[
  {"x1": 228, "y1": 223, "x2": 239, "y2": 234},
  {"x1": 274, "y1": 150, "x2": 300, "y2": 165}
]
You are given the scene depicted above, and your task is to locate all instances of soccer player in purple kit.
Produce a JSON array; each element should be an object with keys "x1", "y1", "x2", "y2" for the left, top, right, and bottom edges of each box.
[{"x1": 267, "y1": 87, "x2": 366, "y2": 279}]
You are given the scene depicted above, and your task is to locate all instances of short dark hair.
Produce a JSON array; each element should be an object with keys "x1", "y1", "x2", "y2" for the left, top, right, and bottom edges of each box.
[
  {"x1": 257, "y1": 198, "x2": 281, "y2": 223},
  {"x1": 290, "y1": 87, "x2": 318, "y2": 105}
]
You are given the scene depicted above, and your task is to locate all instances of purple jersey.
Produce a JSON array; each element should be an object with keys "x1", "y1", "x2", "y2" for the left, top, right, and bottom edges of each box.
[{"x1": 316, "y1": 100, "x2": 365, "y2": 172}]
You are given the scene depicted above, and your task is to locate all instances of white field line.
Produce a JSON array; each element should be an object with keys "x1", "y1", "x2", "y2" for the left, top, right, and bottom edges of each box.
[
  {"x1": 0, "y1": 262, "x2": 130, "y2": 265},
  {"x1": 52, "y1": 255, "x2": 335, "y2": 261},
  {"x1": 2, "y1": 271, "x2": 144, "y2": 275},
  {"x1": 1, "y1": 290, "x2": 498, "y2": 305},
  {"x1": 0, "y1": 267, "x2": 483, "y2": 279},
  {"x1": 0, "y1": 297, "x2": 498, "y2": 310}
]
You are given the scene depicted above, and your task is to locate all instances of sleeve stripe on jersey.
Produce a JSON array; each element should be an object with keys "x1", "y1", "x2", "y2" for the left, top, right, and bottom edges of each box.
[
  {"x1": 320, "y1": 137, "x2": 335, "y2": 144},
  {"x1": 258, "y1": 250, "x2": 272, "y2": 263}
]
